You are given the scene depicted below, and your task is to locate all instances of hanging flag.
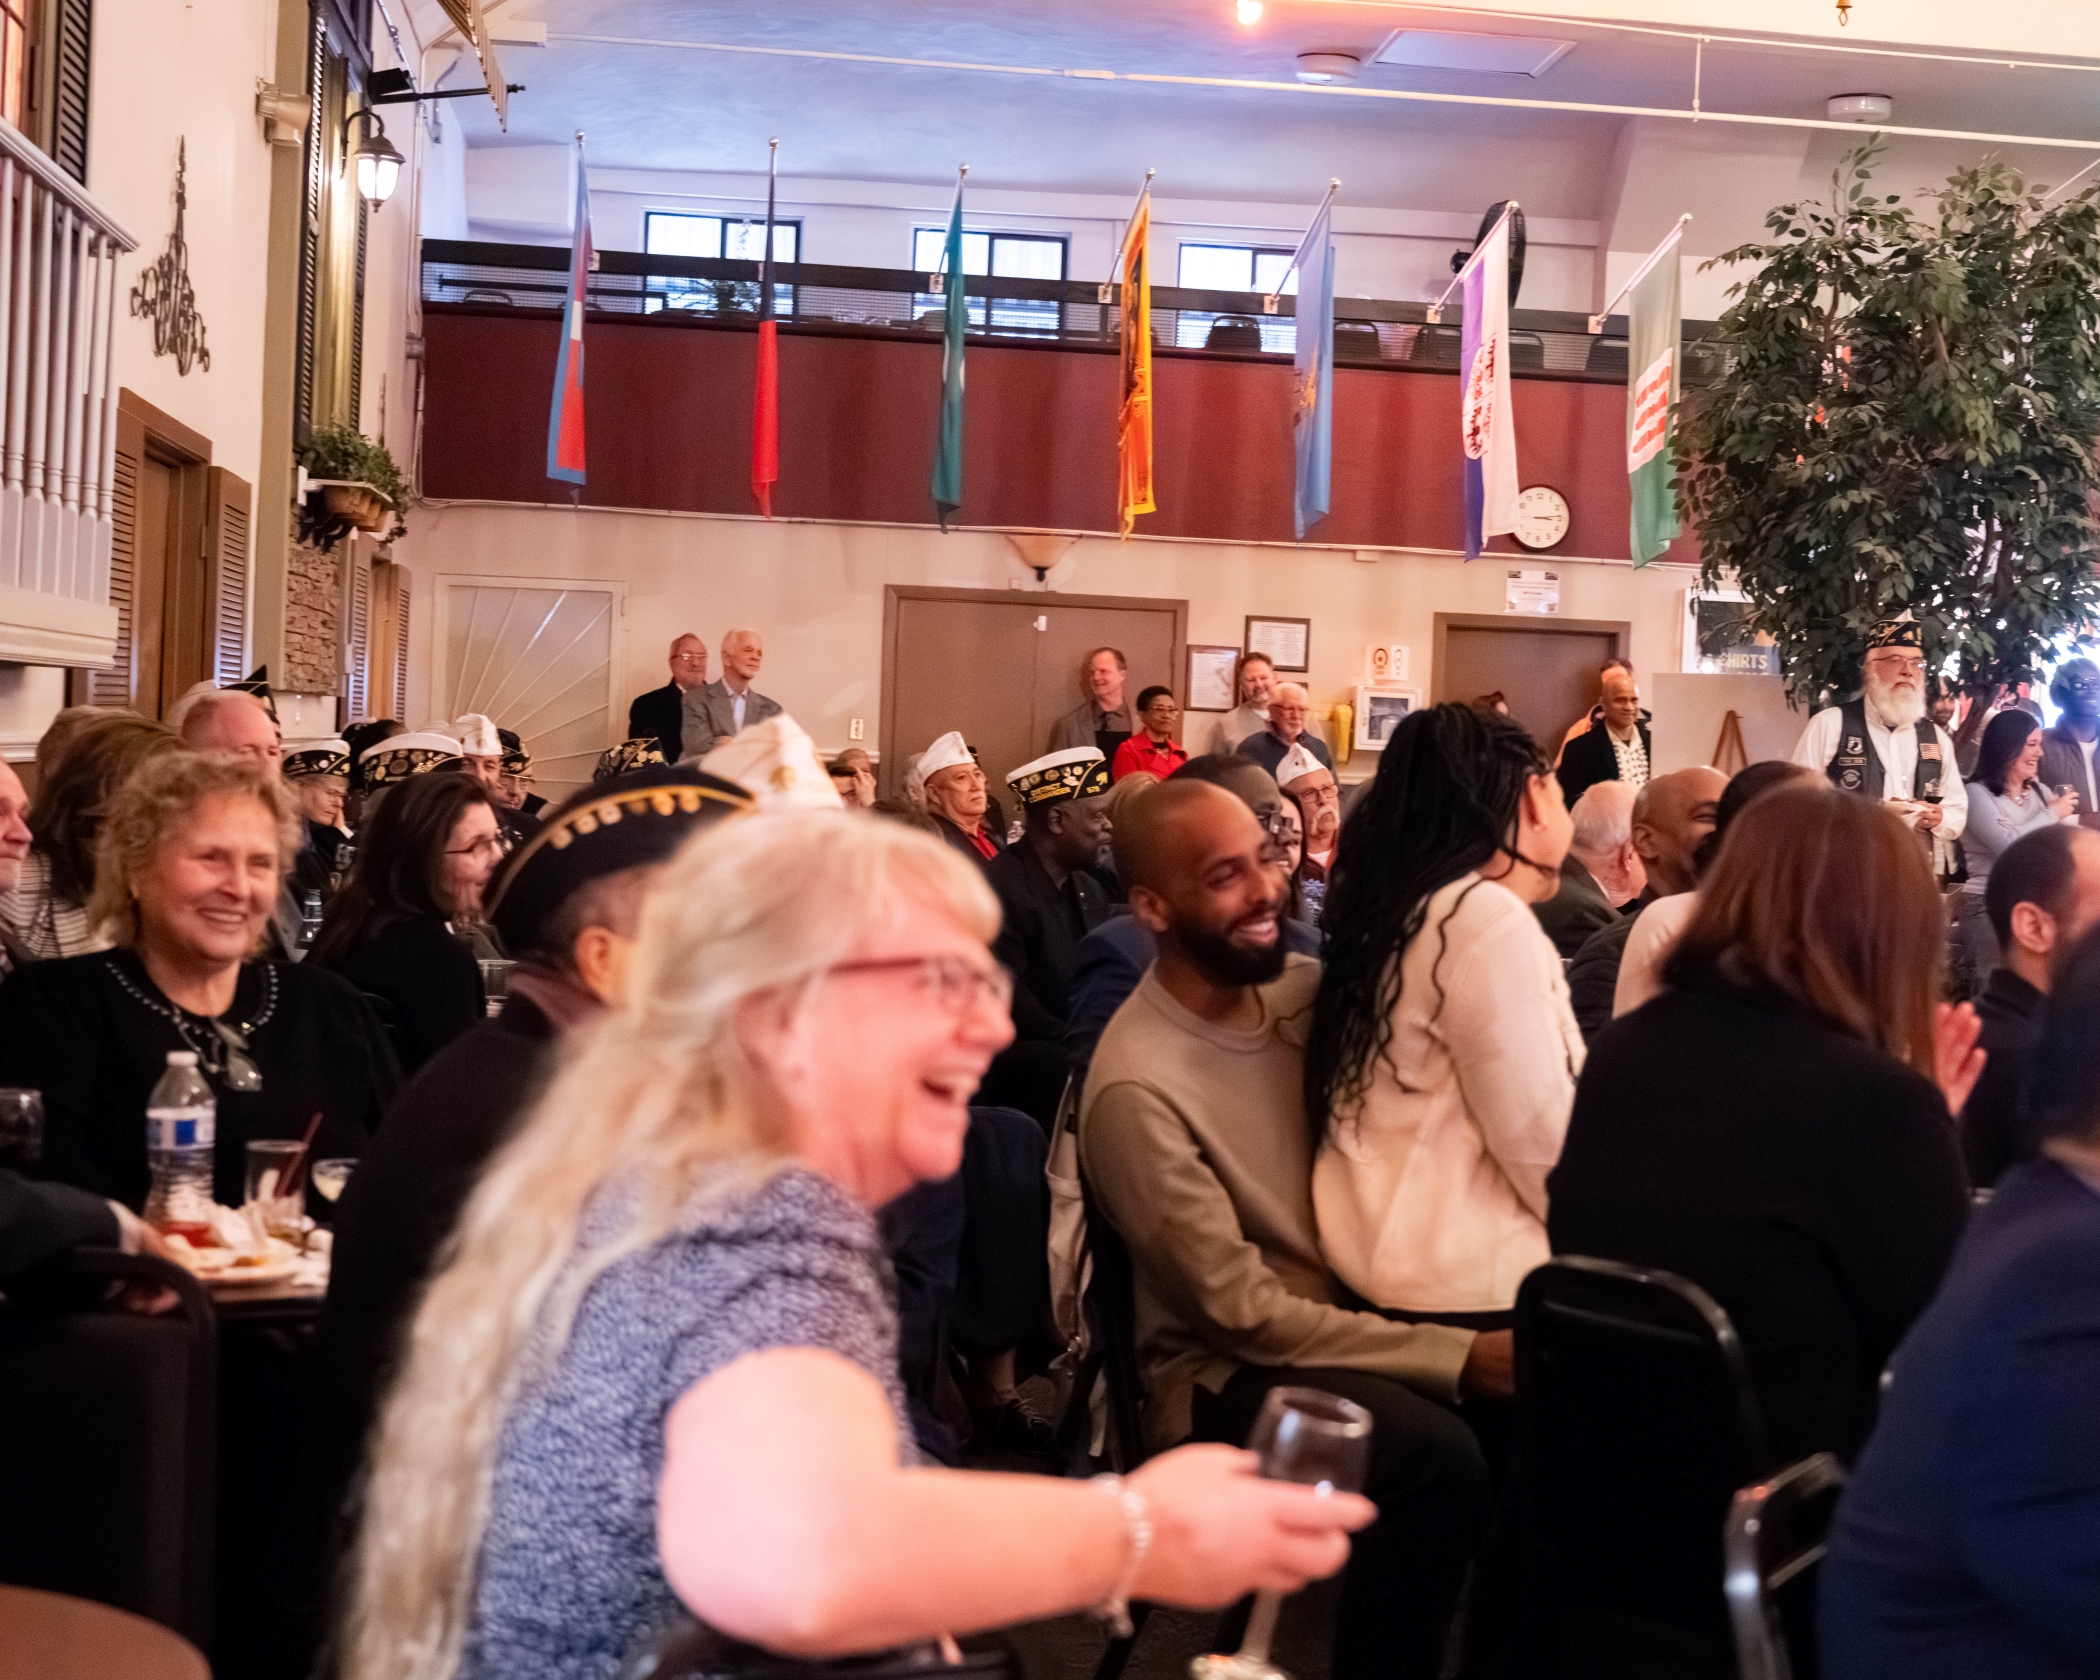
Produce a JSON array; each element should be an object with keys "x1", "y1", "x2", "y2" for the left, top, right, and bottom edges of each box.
[
  {"x1": 1292, "y1": 192, "x2": 1335, "y2": 541},
  {"x1": 930, "y1": 172, "x2": 968, "y2": 531},
  {"x1": 546, "y1": 132, "x2": 590, "y2": 486},
  {"x1": 1116, "y1": 183, "x2": 1155, "y2": 538},
  {"x1": 1626, "y1": 231, "x2": 1683, "y2": 566},
  {"x1": 751, "y1": 139, "x2": 781, "y2": 519},
  {"x1": 1460, "y1": 210, "x2": 1520, "y2": 560}
]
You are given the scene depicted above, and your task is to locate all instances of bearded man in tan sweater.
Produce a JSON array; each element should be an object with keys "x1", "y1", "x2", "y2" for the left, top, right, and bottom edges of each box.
[{"x1": 1079, "y1": 779, "x2": 1498, "y2": 1680}]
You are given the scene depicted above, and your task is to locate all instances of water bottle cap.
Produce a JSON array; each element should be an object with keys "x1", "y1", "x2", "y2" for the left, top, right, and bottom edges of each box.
[{"x1": 167, "y1": 1050, "x2": 198, "y2": 1067}]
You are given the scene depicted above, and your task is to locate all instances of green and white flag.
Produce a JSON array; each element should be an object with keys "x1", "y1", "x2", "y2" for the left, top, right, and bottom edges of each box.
[
  {"x1": 931, "y1": 175, "x2": 967, "y2": 530},
  {"x1": 1626, "y1": 232, "x2": 1682, "y2": 566}
]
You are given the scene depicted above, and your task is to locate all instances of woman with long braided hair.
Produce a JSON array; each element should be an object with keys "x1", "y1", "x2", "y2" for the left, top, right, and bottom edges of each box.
[{"x1": 1305, "y1": 703, "x2": 1583, "y2": 1379}]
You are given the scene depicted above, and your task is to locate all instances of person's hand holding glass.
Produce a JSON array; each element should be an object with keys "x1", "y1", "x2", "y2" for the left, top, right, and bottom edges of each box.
[{"x1": 1190, "y1": 1388, "x2": 1374, "y2": 1680}]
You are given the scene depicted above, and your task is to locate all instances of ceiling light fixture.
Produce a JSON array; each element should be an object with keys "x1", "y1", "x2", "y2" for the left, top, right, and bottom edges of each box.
[
  {"x1": 1827, "y1": 92, "x2": 1893, "y2": 122},
  {"x1": 1295, "y1": 52, "x2": 1361, "y2": 83},
  {"x1": 1235, "y1": 0, "x2": 1264, "y2": 24}
]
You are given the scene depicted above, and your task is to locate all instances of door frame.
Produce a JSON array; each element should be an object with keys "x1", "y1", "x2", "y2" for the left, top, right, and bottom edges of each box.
[
  {"x1": 1429, "y1": 612, "x2": 1633, "y2": 704},
  {"x1": 880, "y1": 585, "x2": 1189, "y2": 795}
]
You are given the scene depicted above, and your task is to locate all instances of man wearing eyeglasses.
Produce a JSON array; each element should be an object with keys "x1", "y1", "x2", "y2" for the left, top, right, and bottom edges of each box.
[
  {"x1": 2040, "y1": 658, "x2": 2100, "y2": 833},
  {"x1": 626, "y1": 633, "x2": 709, "y2": 764},
  {"x1": 1791, "y1": 615, "x2": 1968, "y2": 843}
]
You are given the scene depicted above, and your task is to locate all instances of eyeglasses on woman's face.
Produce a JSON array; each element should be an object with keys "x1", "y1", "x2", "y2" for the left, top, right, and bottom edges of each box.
[
  {"x1": 446, "y1": 834, "x2": 507, "y2": 861},
  {"x1": 827, "y1": 954, "x2": 1013, "y2": 1017}
]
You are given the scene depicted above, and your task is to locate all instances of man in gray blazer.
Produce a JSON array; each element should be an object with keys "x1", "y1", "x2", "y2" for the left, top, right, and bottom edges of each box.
[
  {"x1": 1046, "y1": 646, "x2": 1138, "y2": 760},
  {"x1": 680, "y1": 628, "x2": 783, "y2": 762}
]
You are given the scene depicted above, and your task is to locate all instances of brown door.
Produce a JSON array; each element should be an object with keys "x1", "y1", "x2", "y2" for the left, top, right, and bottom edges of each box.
[
  {"x1": 1432, "y1": 613, "x2": 1631, "y2": 756},
  {"x1": 882, "y1": 588, "x2": 1188, "y2": 803},
  {"x1": 93, "y1": 391, "x2": 216, "y2": 716}
]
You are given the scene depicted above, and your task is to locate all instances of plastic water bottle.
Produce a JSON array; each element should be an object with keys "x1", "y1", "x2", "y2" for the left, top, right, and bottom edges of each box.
[
  {"x1": 143, "y1": 1051, "x2": 216, "y2": 1243},
  {"x1": 297, "y1": 888, "x2": 324, "y2": 949}
]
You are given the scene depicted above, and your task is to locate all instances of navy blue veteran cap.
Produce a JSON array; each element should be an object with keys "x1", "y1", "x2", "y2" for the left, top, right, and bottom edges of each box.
[
  {"x1": 484, "y1": 765, "x2": 754, "y2": 956},
  {"x1": 595, "y1": 736, "x2": 667, "y2": 781}
]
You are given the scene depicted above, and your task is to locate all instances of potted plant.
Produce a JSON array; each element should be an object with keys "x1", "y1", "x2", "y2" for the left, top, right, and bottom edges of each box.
[{"x1": 298, "y1": 422, "x2": 412, "y2": 545}]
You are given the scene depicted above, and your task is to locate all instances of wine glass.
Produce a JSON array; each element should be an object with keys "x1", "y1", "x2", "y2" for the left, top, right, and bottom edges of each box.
[
  {"x1": 310, "y1": 1158, "x2": 354, "y2": 1203},
  {"x1": 1189, "y1": 1387, "x2": 1373, "y2": 1680},
  {"x1": 0, "y1": 1088, "x2": 43, "y2": 1171}
]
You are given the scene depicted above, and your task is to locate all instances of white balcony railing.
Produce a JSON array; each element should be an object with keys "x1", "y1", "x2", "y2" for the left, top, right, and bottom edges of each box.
[{"x1": 0, "y1": 122, "x2": 132, "y2": 665}]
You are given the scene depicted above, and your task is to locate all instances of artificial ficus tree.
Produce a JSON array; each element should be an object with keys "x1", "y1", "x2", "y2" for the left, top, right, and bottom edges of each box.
[{"x1": 1676, "y1": 144, "x2": 2100, "y2": 720}]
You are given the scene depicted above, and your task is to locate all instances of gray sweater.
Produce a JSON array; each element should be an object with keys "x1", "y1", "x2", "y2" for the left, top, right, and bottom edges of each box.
[
  {"x1": 458, "y1": 1165, "x2": 908, "y2": 1680},
  {"x1": 1959, "y1": 781, "x2": 2067, "y2": 893}
]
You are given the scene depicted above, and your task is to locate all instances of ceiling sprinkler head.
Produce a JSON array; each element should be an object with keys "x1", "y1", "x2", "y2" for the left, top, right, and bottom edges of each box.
[
  {"x1": 1235, "y1": 0, "x2": 1263, "y2": 23},
  {"x1": 1296, "y1": 52, "x2": 1362, "y2": 83},
  {"x1": 1827, "y1": 93, "x2": 1893, "y2": 123}
]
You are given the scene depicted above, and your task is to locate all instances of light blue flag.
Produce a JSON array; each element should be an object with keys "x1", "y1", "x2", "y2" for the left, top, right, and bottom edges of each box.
[{"x1": 1292, "y1": 197, "x2": 1334, "y2": 541}]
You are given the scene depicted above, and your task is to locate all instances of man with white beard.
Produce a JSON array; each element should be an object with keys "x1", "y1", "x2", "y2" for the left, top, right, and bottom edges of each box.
[{"x1": 1791, "y1": 615, "x2": 1968, "y2": 842}]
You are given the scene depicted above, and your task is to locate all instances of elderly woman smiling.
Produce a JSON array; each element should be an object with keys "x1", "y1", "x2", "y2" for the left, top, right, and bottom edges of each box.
[
  {"x1": 342, "y1": 811, "x2": 1369, "y2": 1680},
  {"x1": 0, "y1": 752, "x2": 398, "y2": 1210}
]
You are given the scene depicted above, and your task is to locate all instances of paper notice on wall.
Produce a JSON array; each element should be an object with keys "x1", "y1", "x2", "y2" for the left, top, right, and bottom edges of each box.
[{"x1": 1505, "y1": 569, "x2": 1560, "y2": 616}]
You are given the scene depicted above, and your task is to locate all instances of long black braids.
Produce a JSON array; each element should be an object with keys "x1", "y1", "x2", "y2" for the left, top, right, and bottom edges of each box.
[{"x1": 1303, "y1": 702, "x2": 1554, "y2": 1144}]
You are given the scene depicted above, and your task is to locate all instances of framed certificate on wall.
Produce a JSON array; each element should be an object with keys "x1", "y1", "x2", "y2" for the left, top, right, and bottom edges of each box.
[
  {"x1": 1186, "y1": 645, "x2": 1239, "y2": 712},
  {"x1": 1245, "y1": 616, "x2": 1311, "y2": 673}
]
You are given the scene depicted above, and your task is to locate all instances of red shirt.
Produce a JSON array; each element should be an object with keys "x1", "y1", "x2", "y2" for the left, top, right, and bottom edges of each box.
[{"x1": 1113, "y1": 736, "x2": 1188, "y2": 782}]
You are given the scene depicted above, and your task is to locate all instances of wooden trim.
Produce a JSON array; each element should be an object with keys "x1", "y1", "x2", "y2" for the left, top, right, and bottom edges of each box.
[
  {"x1": 878, "y1": 584, "x2": 1189, "y2": 800},
  {"x1": 1429, "y1": 611, "x2": 1632, "y2": 705},
  {"x1": 117, "y1": 387, "x2": 210, "y2": 465},
  {"x1": 204, "y1": 466, "x2": 252, "y2": 688}
]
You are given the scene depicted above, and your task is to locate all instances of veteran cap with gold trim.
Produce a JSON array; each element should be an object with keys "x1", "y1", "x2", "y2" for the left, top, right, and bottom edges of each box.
[
  {"x1": 1865, "y1": 613, "x2": 1923, "y2": 652},
  {"x1": 359, "y1": 729, "x2": 465, "y2": 788},
  {"x1": 595, "y1": 737, "x2": 666, "y2": 782},
  {"x1": 1006, "y1": 747, "x2": 1110, "y2": 808},
  {"x1": 485, "y1": 765, "x2": 755, "y2": 957},
  {"x1": 283, "y1": 739, "x2": 351, "y2": 781}
]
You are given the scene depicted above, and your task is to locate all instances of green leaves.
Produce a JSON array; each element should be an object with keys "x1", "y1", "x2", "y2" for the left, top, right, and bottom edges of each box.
[{"x1": 1677, "y1": 147, "x2": 2100, "y2": 706}]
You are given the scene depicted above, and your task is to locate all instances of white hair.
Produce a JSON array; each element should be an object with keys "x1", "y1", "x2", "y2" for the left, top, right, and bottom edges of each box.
[
  {"x1": 165, "y1": 686, "x2": 270, "y2": 743},
  {"x1": 1570, "y1": 779, "x2": 1637, "y2": 856},
  {"x1": 1272, "y1": 682, "x2": 1310, "y2": 706}
]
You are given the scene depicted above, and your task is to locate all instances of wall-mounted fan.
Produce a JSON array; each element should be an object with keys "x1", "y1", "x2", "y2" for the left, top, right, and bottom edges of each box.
[{"x1": 1449, "y1": 200, "x2": 1527, "y2": 308}]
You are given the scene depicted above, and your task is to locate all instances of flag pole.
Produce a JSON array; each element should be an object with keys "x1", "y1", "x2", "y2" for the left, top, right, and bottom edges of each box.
[
  {"x1": 1110, "y1": 167, "x2": 1156, "y2": 286},
  {"x1": 1424, "y1": 198, "x2": 1520, "y2": 324},
  {"x1": 751, "y1": 136, "x2": 782, "y2": 518},
  {"x1": 1588, "y1": 213, "x2": 1692, "y2": 333},
  {"x1": 1263, "y1": 177, "x2": 1340, "y2": 313}
]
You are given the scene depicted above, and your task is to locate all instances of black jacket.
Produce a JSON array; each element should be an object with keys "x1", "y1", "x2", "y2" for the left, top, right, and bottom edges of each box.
[
  {"x1": 1533, "y1": 853, "x2": 1622, "y2": 960},
  {"x1": 1565, "y1": 906, "x2": 1640, "y2": 1045},
  {"x1": 627, "y1": 682, "x2": 687, "y2": 763},
  {"x1": 986, "y1": 841, "x2": 1108, "y2": 1040},
  {"x1": 0, "y1": 1169, "x2": 118, "y2": 1279},
  {"x1": 931, "y1": 811, "x2": 1006, "y2": 872},
  {"x1": 1551, "y1": 982, "x2": 1970, "y2": 1467},
  {"x1": 1959, "y1": 968, "x2": 2046, "y2": 1188},
  {"x1": 1557, "y1": 714, "x2": 1653, "y2": 810},
  {"x1": 312, "y1": 914, "x2": 485, "y2": 1076},
  {"x1": 0, "y1": 947, "x2": 397, "y2": 1209}
]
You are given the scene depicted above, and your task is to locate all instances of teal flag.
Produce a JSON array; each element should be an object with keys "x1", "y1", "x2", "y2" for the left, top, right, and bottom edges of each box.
[
  {"x1": 931, "y1": 182, "x2": 967, "y2": 529},
  {"x1": 1626, "y1": 236, "x2": 1682, "y2": 566}
]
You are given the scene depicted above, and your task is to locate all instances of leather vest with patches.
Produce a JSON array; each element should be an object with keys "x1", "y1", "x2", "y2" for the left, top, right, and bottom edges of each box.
[{"x1": 1824, "y1": 696, "x2": 1942, "y2": 802}]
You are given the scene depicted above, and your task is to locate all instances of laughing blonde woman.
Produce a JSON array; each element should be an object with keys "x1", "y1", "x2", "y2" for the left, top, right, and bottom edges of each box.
[{"x1": 341, "y1": 810, "x2": 1370, "y2": 1680}]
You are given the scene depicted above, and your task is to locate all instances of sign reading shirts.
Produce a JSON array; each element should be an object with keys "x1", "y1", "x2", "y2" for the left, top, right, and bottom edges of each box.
[
  {"x1": 1626, "y1": 231, "x2": 1683, "y2": 566},
  {"x1": 1460, "y1": 210, "x2": 1520, "y2": 560}
]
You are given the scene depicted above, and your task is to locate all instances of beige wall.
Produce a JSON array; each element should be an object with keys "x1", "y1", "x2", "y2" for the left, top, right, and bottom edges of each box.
[{"x1": 394, "y1": 502, "x2": 1696, "y2": 770}]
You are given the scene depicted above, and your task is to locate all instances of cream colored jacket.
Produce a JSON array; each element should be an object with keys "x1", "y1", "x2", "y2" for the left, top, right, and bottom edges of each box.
[{"x1": 1314, "y1": 873, "x2": 1584, "y2": 1314}]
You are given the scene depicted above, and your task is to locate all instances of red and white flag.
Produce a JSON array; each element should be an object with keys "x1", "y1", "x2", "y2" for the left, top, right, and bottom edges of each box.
[{"x1": 546, "y1": 133, "x2": 590, "y2": 485}]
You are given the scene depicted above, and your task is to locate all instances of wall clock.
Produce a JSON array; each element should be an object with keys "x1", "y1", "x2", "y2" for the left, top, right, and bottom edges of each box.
[{"x1": 1514, "y1": 486, "x2": 1570, "y2": 550}]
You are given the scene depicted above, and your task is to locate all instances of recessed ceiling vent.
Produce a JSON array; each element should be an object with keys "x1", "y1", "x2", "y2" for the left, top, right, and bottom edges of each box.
[
  {"x1": 1296, "y1": 52, "x2": 1361, "y2": 83},
  {"x1": 1374, "y1": 29, "x2": 1575, "y2": 77}
]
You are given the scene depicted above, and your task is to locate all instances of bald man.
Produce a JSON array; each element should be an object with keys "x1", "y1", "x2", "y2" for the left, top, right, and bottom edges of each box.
[
  {"x1": 679, "y1": 628, "x2": 782, "y2": 763},
  {"x1": 178, "y1": 690, "x2": 282, "y2": 769},
  {"x1": 1080, "y1": 778, "x2": 1492, "y2": 1680},
  {"x1": 1564, "y1": 766, "x2": 1726, "y2": 1041},
  {"x1": 627, "y1": 633, "x2": 708, "y2": 762}
]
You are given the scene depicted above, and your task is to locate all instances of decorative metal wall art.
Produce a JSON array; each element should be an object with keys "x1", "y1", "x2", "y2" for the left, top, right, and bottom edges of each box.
[{"x1": 130, "y1": 139, "x2": 211, "y2": 375}]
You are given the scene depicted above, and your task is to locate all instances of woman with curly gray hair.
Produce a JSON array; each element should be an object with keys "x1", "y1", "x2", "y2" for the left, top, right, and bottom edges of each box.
[{"x1": 0, "y1": 751, "x2": 398, "y2": 1211}]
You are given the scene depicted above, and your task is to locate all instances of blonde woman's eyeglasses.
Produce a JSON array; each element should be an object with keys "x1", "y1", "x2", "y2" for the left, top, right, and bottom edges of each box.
[{"x1": 826, "y1": 955, "x2": 1013, "y2": 1016}]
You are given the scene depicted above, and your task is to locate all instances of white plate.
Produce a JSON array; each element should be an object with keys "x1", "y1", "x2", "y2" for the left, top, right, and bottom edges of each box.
[{"x1": 195, "y1": 1253, "x2": 305, "y2": 1287}]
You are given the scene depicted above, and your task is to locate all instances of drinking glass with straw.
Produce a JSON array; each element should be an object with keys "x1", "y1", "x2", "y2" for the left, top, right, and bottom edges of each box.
[{"x1": 1189, "y1": 1388, "x2": 1373, "y2": 1680}]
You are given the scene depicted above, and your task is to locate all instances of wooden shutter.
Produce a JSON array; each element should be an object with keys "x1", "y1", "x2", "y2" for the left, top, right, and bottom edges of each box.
[
  {"x1": 392, "y1": 567, "x2": 409, "y2": 718},
  {"x1": 45, "y1": 0, "x2": 91, "y2": 183},
  {"x1": 204, "y1": 467, "x2": 250, "y2": 688},
  {"x1": 344, "y1": 546, "x2": 371, "y2": 717},
  {"x1": 88, "y1": 399, "x2": 143, "y2": 707}
]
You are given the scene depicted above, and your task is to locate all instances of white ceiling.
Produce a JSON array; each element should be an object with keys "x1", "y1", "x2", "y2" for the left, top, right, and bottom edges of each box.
[{"x1": 424, "y1": 0, "x2": 2100, "y2": 219}]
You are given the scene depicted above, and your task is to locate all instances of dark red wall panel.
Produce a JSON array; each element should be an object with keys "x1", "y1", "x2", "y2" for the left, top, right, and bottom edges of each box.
[{"x1": 421, "y1": 307, "x2": 1699, "y2": 566}]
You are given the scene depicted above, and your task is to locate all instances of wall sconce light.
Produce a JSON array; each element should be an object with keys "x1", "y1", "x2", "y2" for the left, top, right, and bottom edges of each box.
[{"x1": 343, "y1": 107, "x2": 405, "y2": 207}]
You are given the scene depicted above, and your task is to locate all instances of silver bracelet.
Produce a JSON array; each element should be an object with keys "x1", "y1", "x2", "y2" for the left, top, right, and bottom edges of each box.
[{"x1": 1091, "y1": 1473, "x2": 1153, "y2": 1638}]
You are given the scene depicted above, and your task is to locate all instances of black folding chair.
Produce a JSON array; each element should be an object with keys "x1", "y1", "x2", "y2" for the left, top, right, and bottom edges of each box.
[
  {"x1": 1204, "y1": 317, "x2": 1267, "y2": 353},
  {"x1": 1507, "y1": 1256, "x2": 1769, "y2": 1680},
  {"x1": 1725, "y1": 1453, "x2": 1847, "y2": 1680},
  {"x1": 0, "y1": 1249, "x2": 218, "y2": 1652}
]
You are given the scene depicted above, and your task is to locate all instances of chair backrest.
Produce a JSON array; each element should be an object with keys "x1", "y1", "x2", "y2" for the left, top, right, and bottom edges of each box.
[
  {"x1": 1512, "y1": 1256, "x2": 1769, "y2": 1677},
  {"x1": 1078, "y1": 1190, "x2": 1149, "y2": 1474},
  {"x1": 1204, "y1": 316, "x2": 1266, "y2": 353},
  {"x1": 1332, "y1": 321, "x2": 1381, "y2": 359},
  {"x1": 1725, "y1": 1453, "x2": 1847, "y2": 1680},
  {"x1": 0, "y1": 1250, "x2": 217, "y2": 1652}
]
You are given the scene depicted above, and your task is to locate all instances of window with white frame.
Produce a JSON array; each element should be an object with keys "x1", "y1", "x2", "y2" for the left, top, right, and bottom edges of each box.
[
  {"x1": 643, "y1": 212, "x2": 800, "y2": 314},
  {"x1": 1176, "y1": 242, "x2": 1298, "y2": 351},
  {"x1": 911, "y1": 228, "x2": 1067, "y2": 334}
]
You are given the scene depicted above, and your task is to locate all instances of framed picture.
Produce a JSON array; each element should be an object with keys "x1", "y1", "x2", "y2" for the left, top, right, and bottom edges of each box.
[
  {"x1": 1353, "y1": 684, "x2": 1420, "y2": 751},
  {"x1": 1681, "y1": 587, "x2": 1780, "y2": 676},
  {"x1": 1186, "y1": 644, "x2": 1239, "y2": 712},
  {"x1": 1245, "y1": 615, "x2": 1311, "y2": 673}
]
